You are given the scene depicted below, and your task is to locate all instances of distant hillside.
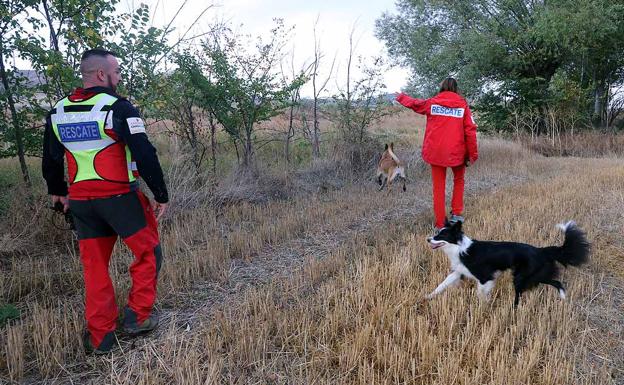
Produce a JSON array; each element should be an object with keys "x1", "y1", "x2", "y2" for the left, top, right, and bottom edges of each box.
[
  {"x1": 299, "y1": 93, "x2": 398, "y2": 106},
  {"x1": 0, "y1": 70, "x2": 44, "y2": 91}
]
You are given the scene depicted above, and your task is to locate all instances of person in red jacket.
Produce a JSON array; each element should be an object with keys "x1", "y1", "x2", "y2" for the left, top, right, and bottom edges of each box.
[{"x1": 396, "y1": 77, "x2": 478, "y2": 232}]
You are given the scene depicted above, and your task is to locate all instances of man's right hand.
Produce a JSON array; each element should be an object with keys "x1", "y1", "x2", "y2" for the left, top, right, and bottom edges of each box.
[
  {"x1": 51, "y1": 195, "x2": 69, "y2": 213},
  {"x1": 151, "y1": 201, "x2": 168, "y2": 222}
]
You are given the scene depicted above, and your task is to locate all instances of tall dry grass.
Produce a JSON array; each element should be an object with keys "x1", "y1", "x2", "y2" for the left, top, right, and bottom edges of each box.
[
  {"x1": 518, "y1": 131, "x2": 624, "y2": 158},
  {"x1": 179, "y1": 157, "x2": 617, "y2": 385},
  {"x1": 1, "y1": 133, "x2": 623, "y2": 383}
]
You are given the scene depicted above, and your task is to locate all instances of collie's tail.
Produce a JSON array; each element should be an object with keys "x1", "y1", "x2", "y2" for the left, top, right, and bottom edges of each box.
[{"x1": 553, "y1": 221, "x2": 590, "y2": 267}]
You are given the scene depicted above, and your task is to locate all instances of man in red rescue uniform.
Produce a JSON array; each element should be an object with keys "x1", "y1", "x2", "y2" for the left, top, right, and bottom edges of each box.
[
  {"x1": 42, "y1": 48, "x2": 169, "y2": 354},
  {"x1": 396, "y1": 77, "x2": 478, "y2": 232}
]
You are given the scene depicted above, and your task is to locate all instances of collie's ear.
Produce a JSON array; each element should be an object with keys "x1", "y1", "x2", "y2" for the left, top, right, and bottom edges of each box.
[
  {"x1": 444, "y1": 218, "x2": 451, "y2": 227},
  {"x1": 451, "y1": 220, "x2": 463, "y2": 231},
  {"x1": 384, "y1": 143, "x2": 388, "y2": 150},
  {"x1": 390, "y1": 142, "x2": 394, "y2": 149}
]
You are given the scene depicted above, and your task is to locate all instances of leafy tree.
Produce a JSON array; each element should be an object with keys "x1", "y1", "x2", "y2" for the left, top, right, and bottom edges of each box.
[
  {"x1": 1, "y1": 0, "x2": 122, "y2": 186},
  {"x1": 280, "y1": 49, "x2": 313, "y2": 164},
  {"x1": 155, "y1": 51, "x2": 211, "y2": 172},
  {"x1": 190, "y1": 20, "x2": 307, "y2": 169},
  {"x1": 376, "y1": 0, "x2": 624, "y2": 131},
  {"x1": 24, "y1": 0, "x2": 120, "y2": 98},
  {"x1": 1, "y1": 0, "x2": 207, "y2": 187},
  {"x1": 0, "y1": 0, "x2": 41, "y2": 185},
  {"x1": 331, "y1": 27, "x2": 392, "y2": 171}
]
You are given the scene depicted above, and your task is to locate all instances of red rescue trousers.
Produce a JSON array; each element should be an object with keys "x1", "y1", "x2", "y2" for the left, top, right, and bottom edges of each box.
[
  {"x1": 70, "y1": 191, "x2": 162, "y2": 348},
  {"x1": 431, "y1": 164, "x2": 466, "y2": 228}
]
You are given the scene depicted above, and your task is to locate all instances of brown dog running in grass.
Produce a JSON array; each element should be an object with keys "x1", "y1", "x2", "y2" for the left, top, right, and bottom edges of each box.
[{"x1": 377, "y1": 142, "x2": 407, "y2": 192}]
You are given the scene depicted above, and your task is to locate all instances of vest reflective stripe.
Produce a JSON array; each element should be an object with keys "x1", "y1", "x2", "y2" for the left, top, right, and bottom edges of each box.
[
  {"x1": 54, "y1": 99, "x2": 64, "y2": 114},
  {"x1": 51, "y1": 93, "x2": 136, "y2": 184},
  {"x1": 51, "y1": 110, "x2": 115, "y2": 151}
]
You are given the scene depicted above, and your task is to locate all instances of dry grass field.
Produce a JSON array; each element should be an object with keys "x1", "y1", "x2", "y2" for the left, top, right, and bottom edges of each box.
[{"x1": 1, "y1": 111, "x2": 623, "y2": 384}]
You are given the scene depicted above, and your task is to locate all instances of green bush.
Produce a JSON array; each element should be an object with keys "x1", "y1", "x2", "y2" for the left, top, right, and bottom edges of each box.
[{"x1": 0, "y1": 304, "x2": 19, "y2": 326}]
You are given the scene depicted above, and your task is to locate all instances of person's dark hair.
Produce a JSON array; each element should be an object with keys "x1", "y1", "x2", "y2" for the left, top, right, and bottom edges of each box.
[
  {"x1": 81, "y1": 48, "x2": 118, "y2": 62},
  {"x1": 439, "y1": 77, "x2": 458, "y2": 93}
]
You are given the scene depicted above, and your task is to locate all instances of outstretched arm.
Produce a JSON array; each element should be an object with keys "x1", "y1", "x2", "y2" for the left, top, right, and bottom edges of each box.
[{"x1": 396, "y1": 93, "x2": 428, "y2": 115}]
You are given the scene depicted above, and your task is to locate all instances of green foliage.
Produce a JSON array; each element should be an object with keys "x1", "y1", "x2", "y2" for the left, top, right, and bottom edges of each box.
[
  {"x1": 108, "y1": 3, "x2": 170, "y2": 109},
  {"x1": 376, "y1": 0, "x2": 624, "y2": 131},
  {"x1": 331, "y1": 55, "x2": 393, "y2": 171},
  {"x1": 1, "y1": 0, "x2": 305, "y2": 183},
  {"x1": 189, "y1": 20, "x2": 308, "y2": 167},
  {"x1": 150, "y1": 50, "x2": 211, "y2": 170},
  {"x1": 293, "y1": 139, "x2": 312, "y2": 165},
  {"x1": 0, "y1": 0, "x2": 122, "y2": 172},
  {"x1": 0, "y1": 303, "x2": 19, "y2": 326},
  {"x1": 0, "y1": 0, "x2": 173, "y2": 176},
  {"x1": 0, "y1": 69, "x2": 44, "y2": 158}
]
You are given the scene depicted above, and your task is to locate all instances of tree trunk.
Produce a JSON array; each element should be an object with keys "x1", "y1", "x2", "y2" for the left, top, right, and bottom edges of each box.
[
  {"x1": 185, "y1": 103, "x2": 203, "y2": 171},
  {"x1": 233, "y1": 138, "x2": 240, "y2": 165},
  {"x1": 208, "y1": 114, "x2": 217, "y2": 176},
  {"x1": 594, "y1": 82, "x2": 605, "y2": 127},
  {"x1": 242, "y1": 125, "x2": 253, "y2": 168},
  {"x1": 42, "y1": 0, "x2": 60, "y2": 51},
  {"x1": 604, "y1": 78, "x2": 612, "y2": 131},
  {"x1": 0, "y1": 41, "x2": 31, "y2": 187},
  {"x1": 312, "y1": 79, "x2": 320, "y2": 159},
  {"x1": 41, "y1": 0, "x2": 68, "y2": 98},
  {"x1": 285, "y1": 99, "x2": 296, "y2": 163}
]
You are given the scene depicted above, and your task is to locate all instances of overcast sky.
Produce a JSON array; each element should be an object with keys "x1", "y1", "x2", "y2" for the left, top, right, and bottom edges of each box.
[{"x1": 136, "y1": 0, "x2": 410, "y2": 97}]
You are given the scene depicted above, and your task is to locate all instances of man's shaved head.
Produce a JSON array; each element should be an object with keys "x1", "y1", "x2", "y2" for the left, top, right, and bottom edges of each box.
[
  {"x1": 80, "y1": 48, "x2": 117, "y2": 76},
  {"x1": 80, "y1": 48, "x2": 122, "y2": 92}
]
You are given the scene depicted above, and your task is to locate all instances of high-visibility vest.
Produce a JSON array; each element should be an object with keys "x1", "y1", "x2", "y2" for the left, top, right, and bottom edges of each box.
[{"x1": 50, "y1": 93, "x2": 137, "y2": 185}]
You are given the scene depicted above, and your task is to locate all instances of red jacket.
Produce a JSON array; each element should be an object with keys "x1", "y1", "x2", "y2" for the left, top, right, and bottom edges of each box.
[{"x1": 396, "y1": 91, "x2": 478, "y2": 167}]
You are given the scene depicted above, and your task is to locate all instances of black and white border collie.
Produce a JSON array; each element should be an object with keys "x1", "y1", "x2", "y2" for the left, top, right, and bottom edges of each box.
[{"x1": 426, "y1": 220, "x2": 590, "y2": 307}]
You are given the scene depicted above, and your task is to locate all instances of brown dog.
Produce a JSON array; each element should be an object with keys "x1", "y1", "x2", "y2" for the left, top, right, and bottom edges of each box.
[{"x1": 377, "y1": 143, "x2": 406, "y2": 192}]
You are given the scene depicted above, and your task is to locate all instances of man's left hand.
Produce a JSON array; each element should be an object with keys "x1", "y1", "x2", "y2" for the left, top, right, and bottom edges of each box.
[{"x1": 51, "y1": 195, "x2": 69, "y2": 213}]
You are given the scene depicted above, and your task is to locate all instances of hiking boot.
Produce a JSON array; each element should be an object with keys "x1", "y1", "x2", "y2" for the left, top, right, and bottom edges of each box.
[
  {"x1": 122, "y1": 307, "x2": 159, "y2": 336},
  {"x1": 449, "y1": 213, "x2": 464, "y2": 224},
  {"x1": 83, "y1": 331, "x2": 119, "y2": 355}
]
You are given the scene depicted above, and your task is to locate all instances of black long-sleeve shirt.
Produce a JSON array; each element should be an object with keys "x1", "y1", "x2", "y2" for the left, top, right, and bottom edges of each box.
[{"x1": 42, "y1": 86, "x2": 169, "y2": 203}]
